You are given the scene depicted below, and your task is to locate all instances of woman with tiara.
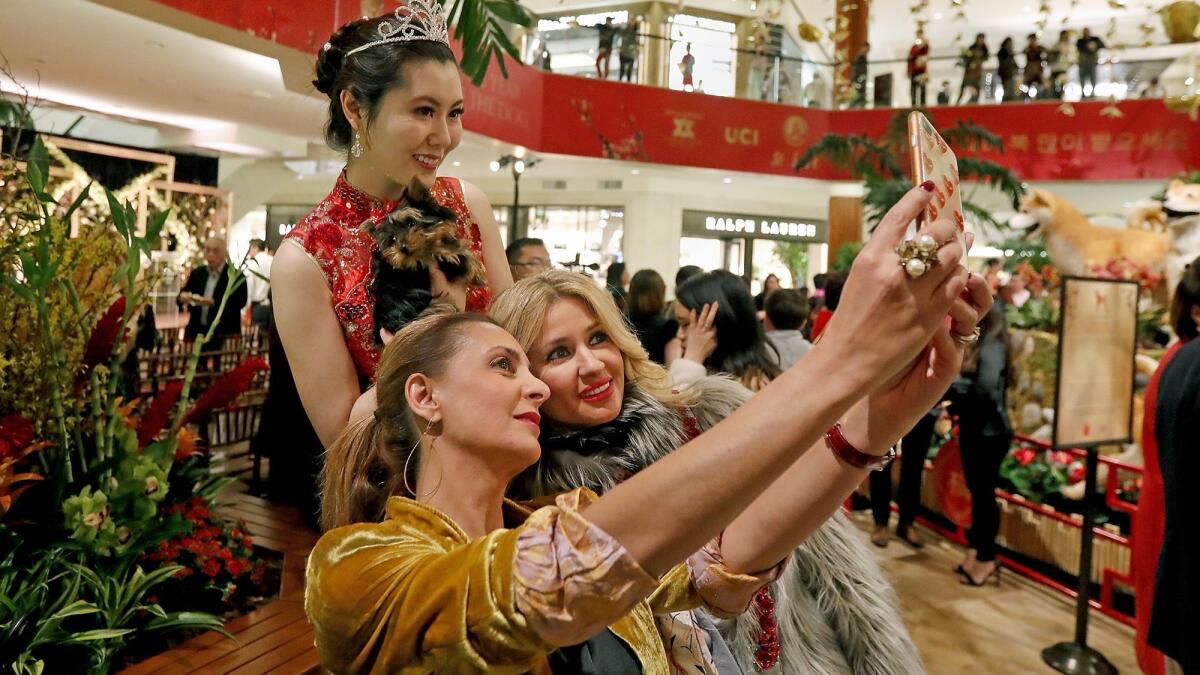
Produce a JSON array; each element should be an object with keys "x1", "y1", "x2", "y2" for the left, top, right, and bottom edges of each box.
[{"x1": 263, "y1": 2, "x2": 509, "y2": 525}]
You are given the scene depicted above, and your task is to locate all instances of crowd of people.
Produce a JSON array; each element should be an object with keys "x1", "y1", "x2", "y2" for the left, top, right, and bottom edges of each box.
[
  {"x1": 157, "y1": 2, "x2": 1200, "y2": 671},
  {"x1": 236, "y1": 5, "x2": 1002, "y2": 673}
]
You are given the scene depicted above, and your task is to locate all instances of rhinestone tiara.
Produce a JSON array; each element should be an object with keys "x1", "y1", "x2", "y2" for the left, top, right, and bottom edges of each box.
[{"x1": 343, "y1": 0, "x2": 450, "y2": 57}]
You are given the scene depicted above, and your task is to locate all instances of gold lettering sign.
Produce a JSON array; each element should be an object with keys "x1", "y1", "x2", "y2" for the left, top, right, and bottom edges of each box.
[
  {"x1": 673, "y1": 118, "x2": 696, "y2": 139},
  {"x1": 1090, "y1": 132, "x2": 1112, "y2": 153},
  {"x1": 724, "y1": 127, "x2": 760, "y2": 146},
  {"x1": 783, "y1": 116, "x2": 810, "y2": 147},
  {"x1": 1010, "y1": 134, "x2": 1030, "y2": 151},
  {"x1": 1037, "y1": 133, "x2": 1058, "y2": 154}
]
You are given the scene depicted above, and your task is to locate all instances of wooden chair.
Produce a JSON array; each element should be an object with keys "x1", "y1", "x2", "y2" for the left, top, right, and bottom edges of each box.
[{"x1": 204, "y1": 402, "x2": 264, "y2": 489}]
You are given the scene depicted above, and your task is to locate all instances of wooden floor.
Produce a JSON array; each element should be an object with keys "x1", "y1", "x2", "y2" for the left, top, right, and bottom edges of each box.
[
  {"x1": 121, "y1": 493, "x2": 320, "y2": 675},
  {"x1": 849, "y1": 511, "x2": 1139, "y2": 675}
]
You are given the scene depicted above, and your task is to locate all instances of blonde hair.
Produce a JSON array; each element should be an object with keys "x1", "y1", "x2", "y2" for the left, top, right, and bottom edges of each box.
[
  {"x1": 489, "y1": 270, "x2": 696, "y2": 408},
  {"x1": 320, "y1": 312, "x2": 498, "y2": 530}
]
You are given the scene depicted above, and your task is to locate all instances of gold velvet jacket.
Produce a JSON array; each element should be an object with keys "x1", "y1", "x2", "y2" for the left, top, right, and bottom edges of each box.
[{"x1": 305, "y1": 488, "x2": 782, "y2": 674}]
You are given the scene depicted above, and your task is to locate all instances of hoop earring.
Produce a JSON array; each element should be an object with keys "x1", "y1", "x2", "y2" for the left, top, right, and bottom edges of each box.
[
  {"x1": 350, "y1": 131, "x2": 363, "y2": 158},
  {"x1": 403, "y1": 419, "x2": 442, "y2": 498}
]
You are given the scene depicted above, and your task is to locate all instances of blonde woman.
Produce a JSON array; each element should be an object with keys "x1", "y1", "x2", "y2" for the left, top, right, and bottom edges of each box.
[
  {"x1": 490, "y1": 202, "x2": 991, "y2": 674},
  {"x1": 307, "y1": 186, "x2": 988, "y2": 672}
]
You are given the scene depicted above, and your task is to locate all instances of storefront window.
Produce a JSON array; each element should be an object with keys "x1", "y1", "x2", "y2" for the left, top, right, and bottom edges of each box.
[
  {"x1": 496, "y1": 206, "x2": 624, "y2": 285},
  {"x1": 666, "y1": 14, "x2": 737, "y2": 96}
]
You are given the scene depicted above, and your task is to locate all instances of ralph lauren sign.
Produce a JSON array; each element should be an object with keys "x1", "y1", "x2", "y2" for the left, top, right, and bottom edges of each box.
[{"x1": 682, "y1": 210, "x2": 828, "y2": 243}]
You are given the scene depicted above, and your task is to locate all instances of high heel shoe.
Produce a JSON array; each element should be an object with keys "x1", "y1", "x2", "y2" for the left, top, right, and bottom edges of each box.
[
  {"x1": 896, "y1": 526, "x2": 925, "y2": 549},
  {"x1": 958, "y1": 562, "x2": 1001, "y2": 587}
]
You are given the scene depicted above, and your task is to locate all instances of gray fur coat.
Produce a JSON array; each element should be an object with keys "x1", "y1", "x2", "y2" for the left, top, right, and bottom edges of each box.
[{"x1": 511, "y1": 376, "x2": 925, "y2": 675}]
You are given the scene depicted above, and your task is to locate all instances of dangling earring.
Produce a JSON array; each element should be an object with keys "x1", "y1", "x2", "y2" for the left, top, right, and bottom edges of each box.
[
  {"x1": 403, "y1": 418, "x2": 442, "y2": 498},
  {"x1": 350, "y1": 131, "x2": 363, "y2": 158}
]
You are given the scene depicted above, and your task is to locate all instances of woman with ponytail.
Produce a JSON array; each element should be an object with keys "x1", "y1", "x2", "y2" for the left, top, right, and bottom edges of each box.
[
  {"x1": 262, "y1": 3, "x2": 510, "y2": 524},
  {"x1": 306, "y1": 186, "x2": 991, "y2": 672}
]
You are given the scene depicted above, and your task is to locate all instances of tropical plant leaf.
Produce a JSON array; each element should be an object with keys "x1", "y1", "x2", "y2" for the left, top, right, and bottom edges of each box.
[
  {"x1": 62, "y1": 628, "x2": 135, "y2": 643},
  {"x1": 861, "y1": 176, "x2": 911, "y2": 225},
  {"x1": 145, "y1": 611, "x2": 231, "y2": 637},
  {"x1": 61, "y1": 181, "x2": 93, "y2": 220},
  {"x1": 26, "y1": 137, "x2": 49, "y2": 196},
  {"x1": 940, "y1": 119, "x2": 1005, "y2": 153},
  {"x1": 443, "y1": 0, "x2": 528, "y2": 85}
]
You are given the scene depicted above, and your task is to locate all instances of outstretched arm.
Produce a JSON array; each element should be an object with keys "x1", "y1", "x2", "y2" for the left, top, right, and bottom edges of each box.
[
  {"x1": 715, "y1": 247, "x2": 992, "y2": 573},
  {"x1": 584, "y1": 185, "x2": 970, "y2": 576}
]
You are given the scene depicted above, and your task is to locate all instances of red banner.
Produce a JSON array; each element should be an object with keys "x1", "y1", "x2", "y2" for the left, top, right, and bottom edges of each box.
[{"x1": 151, "y1": 0, "x2": 1199, "y2": 181}]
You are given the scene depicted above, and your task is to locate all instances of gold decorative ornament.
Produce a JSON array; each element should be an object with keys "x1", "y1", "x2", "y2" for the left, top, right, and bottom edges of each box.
[
  {"x1": 1160, "y1": 1, "x2": 1200, "y2": 42},
  {"x1": 1057, "y1": 102, "x2": 1076, "y2": 116},
  {"x1": 798, "y1": 22, "x2": 823, "y2": 42},
  {"x1": 1164, "y1": 94, "x2": 1200, "y2": 120},
  {"x1": 1100, "y1": 103, "x2": 1125, "y2": 118}
]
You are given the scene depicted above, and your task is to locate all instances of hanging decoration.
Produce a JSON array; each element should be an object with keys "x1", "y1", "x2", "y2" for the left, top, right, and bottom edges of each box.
[
  {"x1": 798, "y1": 22, "x2": 823, "y2": 42},
  {"x1": 1160, "y1": 1, "x2": 1200, "y2": 42},
  {"x1": 1101, "y1": 102, "x2": 1126, "y2": 117},
  {"x1": 1057, "y1": 101, "x2": 1077, "y2": 116},
  {"x1": 1164, "y1": 93, "x2": 1200, "y2": 119}
]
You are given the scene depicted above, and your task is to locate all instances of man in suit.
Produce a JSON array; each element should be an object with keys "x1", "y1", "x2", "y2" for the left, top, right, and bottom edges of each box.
[{"x1": 178, "y1": 237, "x2": 246, "y2": 343}]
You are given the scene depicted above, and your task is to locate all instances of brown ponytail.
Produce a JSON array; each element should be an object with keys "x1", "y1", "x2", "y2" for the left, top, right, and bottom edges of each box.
[{"x1": 320, "y1": 312, "x2": 500, "y2": 531}]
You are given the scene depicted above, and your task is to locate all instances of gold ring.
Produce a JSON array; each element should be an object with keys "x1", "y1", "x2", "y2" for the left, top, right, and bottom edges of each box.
[
  {"x1": 952, "y1": 326, "x2": 982, "y2": 345},
  {"x1": 896, "y1": 233, "x2": 941, "y2": 279}
]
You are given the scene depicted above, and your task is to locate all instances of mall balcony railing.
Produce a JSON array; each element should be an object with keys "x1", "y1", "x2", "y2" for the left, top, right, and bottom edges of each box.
[{"x1": 528, "y1": 28, "x2": 1193, "y2": 110}]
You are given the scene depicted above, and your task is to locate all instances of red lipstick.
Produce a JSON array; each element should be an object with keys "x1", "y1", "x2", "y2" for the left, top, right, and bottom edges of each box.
[
  {"x1": 515, "y1": 412, "x2": 541, "y2": 428},
  {"x1": 579, "y1": 378, "x2": 614, "y2": 403}
]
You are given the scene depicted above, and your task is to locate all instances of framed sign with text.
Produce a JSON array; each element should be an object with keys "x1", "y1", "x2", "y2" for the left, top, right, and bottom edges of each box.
[{"x1": 1052, "y1": 276, "x2": 1139, "y2": 449}]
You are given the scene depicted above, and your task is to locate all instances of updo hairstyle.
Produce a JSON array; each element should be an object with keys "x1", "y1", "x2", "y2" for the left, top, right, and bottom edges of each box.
[{"x1": 313, "y1": 16, "x2": 455, "y2": 152}]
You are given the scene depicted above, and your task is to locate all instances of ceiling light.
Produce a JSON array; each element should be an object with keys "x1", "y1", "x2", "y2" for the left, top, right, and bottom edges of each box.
[
  {"x1": 631, "y1": 169, "x2": 640, "y2": 175},
  {"x1": 723, "y1": 177, "x2": 733, "y2": 183},
  {"x1": 452, "y1": 160, "x2": 461, "y2": 167},
  {"x1": 488, "y1": 160, "x2": 501, "y2": 172},
  {"x1": 513, "y1": 146, "x2": 527, "y2": 158},
  {"x1": 250, "y1": 90, "x2": 273, "y2": 99},
  {"x1": 1186, "y1": 76, "x2": 1195, "y2": 85},
  {"x1": 934, "y1": 12, "x2": 943, "y2": 19},
  {"x1": 513, "y1": 159, "x2": 526, "y2": 174}
]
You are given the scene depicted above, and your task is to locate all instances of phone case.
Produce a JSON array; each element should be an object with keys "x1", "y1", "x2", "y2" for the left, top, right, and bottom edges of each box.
[{"x1": 907, "y1": 111, "x2": 965, "y2": 261}]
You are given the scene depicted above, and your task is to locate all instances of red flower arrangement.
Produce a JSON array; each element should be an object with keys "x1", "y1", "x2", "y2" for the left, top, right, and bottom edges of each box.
[
  {"x1": 1086, "y1": 257, "x2": 1162, "y2": 291},
  {"x1": 181, "y1": 356, "x2": 269, "y2": 427},
  {"x1": 143, "y1": 497, "x2": 272, "y2": 613},
  {"x1": 1014, "y1": 448, "x2": 1037, "y2": 466},
  {"x1": 137, "y1": 379, "x2": 183, "y2": 449},
  {"x1": 76, "y1": 297, "x2": 129, "y2": 389},
  {"x1": 0, "y1": 413, "x2": 44, "y2": 518},
  {"x1": 0, "y1": 414, "x2": 35, "y2": 457}
]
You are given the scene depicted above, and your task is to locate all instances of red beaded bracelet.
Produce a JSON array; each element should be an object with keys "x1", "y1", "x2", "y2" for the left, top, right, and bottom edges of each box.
[{"x1": 825, "y1": 423, "x2": 896, "y2": 471}]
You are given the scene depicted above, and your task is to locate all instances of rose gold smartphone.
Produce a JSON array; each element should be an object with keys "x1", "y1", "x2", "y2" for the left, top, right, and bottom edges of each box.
[{"x1": 907, "y1": 111, "x2": 966, "y2": 262}]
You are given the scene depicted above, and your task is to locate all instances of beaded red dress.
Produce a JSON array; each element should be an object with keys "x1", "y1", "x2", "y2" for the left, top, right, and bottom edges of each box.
[{"x1": 283, "y1": 172, "x2": 491, "y2": 380}]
